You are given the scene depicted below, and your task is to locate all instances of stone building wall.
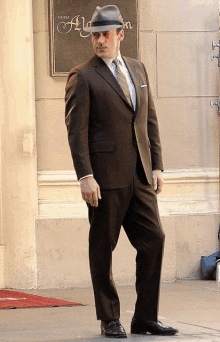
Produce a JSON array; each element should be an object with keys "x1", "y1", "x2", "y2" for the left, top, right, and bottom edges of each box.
[{"x1": 0, "y1": 0, "x2": 219, "y2": 288}]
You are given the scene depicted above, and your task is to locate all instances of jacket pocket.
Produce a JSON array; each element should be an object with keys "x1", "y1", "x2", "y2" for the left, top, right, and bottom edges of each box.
[{"x1": 89, "y1": 141, "x2": 114, "y2": 153}]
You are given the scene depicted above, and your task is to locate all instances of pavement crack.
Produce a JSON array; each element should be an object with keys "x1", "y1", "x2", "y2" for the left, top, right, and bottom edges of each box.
[{"x1": 176, "y1": 321, "x2": 220, "y2": 332}]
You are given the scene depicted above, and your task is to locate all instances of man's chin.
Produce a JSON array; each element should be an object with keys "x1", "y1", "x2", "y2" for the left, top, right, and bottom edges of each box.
[{"x1": 96, "y1": 51, "x2": 110, "y2": 58}]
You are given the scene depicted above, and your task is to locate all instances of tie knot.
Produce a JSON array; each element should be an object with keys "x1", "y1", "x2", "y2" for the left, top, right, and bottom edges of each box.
[{"x1": 113, "y1": 58, "x2": 120, "y2": 67}]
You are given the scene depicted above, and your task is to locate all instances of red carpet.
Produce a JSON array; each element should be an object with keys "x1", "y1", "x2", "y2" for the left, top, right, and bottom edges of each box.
[{"x1": 0, "y1": 290, "x2": 82, "y2": 309}]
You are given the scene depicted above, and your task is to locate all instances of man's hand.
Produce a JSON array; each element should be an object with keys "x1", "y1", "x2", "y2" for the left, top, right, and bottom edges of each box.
[
  {"x1": 80, "y1": 176, "x2": 101, "y2": 207},
  {"x1": 152, "y1": 170, "x2": 163, "y2": 195}
]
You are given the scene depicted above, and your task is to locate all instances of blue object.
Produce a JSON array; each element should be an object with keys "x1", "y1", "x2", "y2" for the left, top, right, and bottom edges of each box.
[{"x1": 200, "y1": 252, "x2": 220, "y2": 280}]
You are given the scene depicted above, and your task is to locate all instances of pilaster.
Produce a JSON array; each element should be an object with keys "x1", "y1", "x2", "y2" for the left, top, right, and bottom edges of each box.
[{"x1": 0, "y1": 0, "x2": 38, "y2": 288}]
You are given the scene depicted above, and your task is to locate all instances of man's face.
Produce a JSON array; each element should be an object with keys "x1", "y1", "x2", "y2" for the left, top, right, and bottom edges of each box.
[{"x1": 92, "y1": 29, "x2": 124, "y2": 59}]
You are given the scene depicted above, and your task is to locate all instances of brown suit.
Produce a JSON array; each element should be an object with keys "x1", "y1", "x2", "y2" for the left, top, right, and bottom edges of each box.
[
  {"x1": 65, "y1": 54, "x2": 165, "y2": 322},
  {"x1": 65, "y1": 54, "x2": 163, "y2": 188}
]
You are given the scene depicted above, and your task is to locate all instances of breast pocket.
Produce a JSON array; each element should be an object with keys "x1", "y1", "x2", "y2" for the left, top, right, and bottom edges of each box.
[
  {"x1": 140, "y1": 84, "x2": 148, "y2": 94},
  {"x1": 139, "y1": 84, "x2": 149, "y2": 109}
]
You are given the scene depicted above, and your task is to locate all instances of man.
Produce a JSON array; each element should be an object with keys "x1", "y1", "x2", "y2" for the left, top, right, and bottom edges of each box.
[{"x1": 65, "y1": 5, "x2": 178, "y2": 338}]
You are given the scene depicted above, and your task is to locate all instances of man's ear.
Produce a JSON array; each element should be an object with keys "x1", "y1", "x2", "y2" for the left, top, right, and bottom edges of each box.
[{"x1": 118, "y1": 30, "x2": 124, "y2": 41}]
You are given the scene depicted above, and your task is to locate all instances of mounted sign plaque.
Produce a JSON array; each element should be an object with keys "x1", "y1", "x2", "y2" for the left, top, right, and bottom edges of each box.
[{"x1": 49, "y1": 0, "x2": 139, "y2": 76}]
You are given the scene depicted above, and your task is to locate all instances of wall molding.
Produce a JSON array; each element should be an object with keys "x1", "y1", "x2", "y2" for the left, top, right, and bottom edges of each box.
[
  {"x1": 38, "y1": 168, "x2": 219, "y2": 185},
  {"x1": 38, "y1": 168, "x2": 219, "y2": 218},
  {"x1": 38, "y1": 171, "x2": 78, "y2": 186},
  {"x1": 163, "y1": 168, "x2": 219, "y2": 184}
]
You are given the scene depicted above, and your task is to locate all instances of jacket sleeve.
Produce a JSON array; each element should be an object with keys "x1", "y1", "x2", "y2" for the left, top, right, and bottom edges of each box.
[
  {"x1": 141, "y1": 62, "x2": 164, "y2": 171},
  {"x1": 65, "y1": 69, "x2": 93, "y2": 180}
]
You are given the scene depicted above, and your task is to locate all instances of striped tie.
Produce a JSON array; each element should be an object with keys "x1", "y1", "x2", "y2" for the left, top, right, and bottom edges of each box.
[{"x1": 113, "y1": 59, "x2": 133, "y2": 108}]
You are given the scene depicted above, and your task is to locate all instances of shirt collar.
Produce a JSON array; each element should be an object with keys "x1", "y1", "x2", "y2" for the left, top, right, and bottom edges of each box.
[{"x1": 102, "y1": 51, "x2": 123, "y2": 67}]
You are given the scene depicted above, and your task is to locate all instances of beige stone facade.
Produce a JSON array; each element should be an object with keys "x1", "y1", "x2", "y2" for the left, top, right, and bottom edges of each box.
[{"x1": 0, "y1": 0, "x2": 219, "y2": 288}]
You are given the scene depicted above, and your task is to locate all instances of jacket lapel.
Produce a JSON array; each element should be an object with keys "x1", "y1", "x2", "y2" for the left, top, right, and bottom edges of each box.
[{"x1": 90, "y1": 55, "x2": 132, "y2": 107}]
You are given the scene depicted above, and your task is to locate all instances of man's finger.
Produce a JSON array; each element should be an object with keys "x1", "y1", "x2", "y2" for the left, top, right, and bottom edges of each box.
[
  {"x1": 93, "y1": 198, "x2": 98, "y2": 207},
  {"x1": 90, "y1": 192, "x2": 98, "y2": 207},
  {"x1": 153, "y1": 177, "x2": 157, "y2": 191},
  {"x1": 94, "y1": 190, "x2": 99, "y2": 207},
  {"x1": 82, "y1": 193, "x2": 88, "y2": 202},
  {"x1": 156, "y1": 178, "x2": 163, "y2": 194},
  {"x1": 156, "y1": 186, "x2": 161, "y2": 195},
  {"x1": 89, "y1": 198, "x2": 94, "y2": 206},
  {"x1": 97, "y1": 186, "x2": 101, "y2": 200}
]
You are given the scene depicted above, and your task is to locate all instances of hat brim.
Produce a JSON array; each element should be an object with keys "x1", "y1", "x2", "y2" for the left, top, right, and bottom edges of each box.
[{"x1": 83, "y1": 24, "x2": 124, "y2": 32}]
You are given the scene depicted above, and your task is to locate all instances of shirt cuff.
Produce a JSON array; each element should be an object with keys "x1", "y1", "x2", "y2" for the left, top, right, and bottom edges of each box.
[{"x1": 79, "y1": 174, "x2": 93, "y2": 181}]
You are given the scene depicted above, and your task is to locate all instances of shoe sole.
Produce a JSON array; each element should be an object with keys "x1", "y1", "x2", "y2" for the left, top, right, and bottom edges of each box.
[
  {"x1": 131, "y1": 330, "x2": 177, "y2": 335},
  {"x1": 101, "y1": 333, "x2": 127, "y2": 338},
  {"x1": 101, "y1": 331, "x2": 127, "y2": 338}
]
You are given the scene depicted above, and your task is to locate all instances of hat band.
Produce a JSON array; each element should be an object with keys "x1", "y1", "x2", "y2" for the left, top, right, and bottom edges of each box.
[{"x1": 91, "y1": 20, "x2": 122, "y2": 27}]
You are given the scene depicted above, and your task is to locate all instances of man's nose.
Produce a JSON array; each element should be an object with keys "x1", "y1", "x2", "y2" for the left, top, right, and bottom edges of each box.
[{"x1": 98, "y1": 34, "x2": 105, "y2": 44}]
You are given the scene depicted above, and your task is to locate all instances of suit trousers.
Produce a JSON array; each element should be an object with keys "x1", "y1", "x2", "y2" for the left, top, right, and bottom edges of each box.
[{"x1": 88, "y1": 162, "x2": 165, "y2": 322}]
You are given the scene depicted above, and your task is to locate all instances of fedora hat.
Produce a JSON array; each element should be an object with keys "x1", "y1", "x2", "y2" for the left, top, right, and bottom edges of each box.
[{"x1": 84, "y1": 5, "x2": 124, "y2": 32}]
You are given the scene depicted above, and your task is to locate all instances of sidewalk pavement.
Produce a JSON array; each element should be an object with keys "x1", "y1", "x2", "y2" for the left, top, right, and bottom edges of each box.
[{"x1": 0, "y1": 280, "x2": 220, "y2": 342}]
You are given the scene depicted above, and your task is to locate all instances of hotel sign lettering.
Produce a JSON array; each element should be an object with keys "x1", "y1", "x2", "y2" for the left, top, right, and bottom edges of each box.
[{"x1": 49, "y1": 0, "x2": 139, "y2": 76}]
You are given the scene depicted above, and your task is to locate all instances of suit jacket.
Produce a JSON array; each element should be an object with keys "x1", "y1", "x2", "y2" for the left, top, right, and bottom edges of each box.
[{"x1": 65, "y1": 54, "x2": 163, "y2": 189}]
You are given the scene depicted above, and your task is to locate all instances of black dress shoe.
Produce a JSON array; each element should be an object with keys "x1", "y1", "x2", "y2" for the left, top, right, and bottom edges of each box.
[
  {"x1": 101, "y1": 319, "x2": 127, "y2": 338},
  {"x1": 131, "y1": 317, "x2": 178, "y2": 335}
]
